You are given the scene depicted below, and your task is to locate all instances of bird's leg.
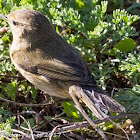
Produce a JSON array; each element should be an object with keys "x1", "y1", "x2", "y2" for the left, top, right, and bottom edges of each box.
[{"x1": 69, "y1": 86, "x2": 108, "y2": 140}]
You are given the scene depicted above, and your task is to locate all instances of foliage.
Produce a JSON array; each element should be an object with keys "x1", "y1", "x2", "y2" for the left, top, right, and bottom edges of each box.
[
  {"x1": 0, "y1": 116, "x2": 16, "y2": 136},
  {"x1": 62, "y1": 101, "x2": 83, "y2": 121},
  {"x1": 115, "y1": 85, "x2": 140, "y2": 122},
  {"x1": 0, "y1": 0, "x2": 140, "y2": 139},
  {"x1": 119, "y1": 53, "x2": 140, "y2": 85},
  {"x1": 114, "y1": 38, "x2": 136, "y2": 52}
]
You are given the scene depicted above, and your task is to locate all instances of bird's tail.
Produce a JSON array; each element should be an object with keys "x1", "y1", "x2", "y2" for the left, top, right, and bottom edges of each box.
[{"x1": 71, "y1": 85, "x2": 125, "y2": 120}]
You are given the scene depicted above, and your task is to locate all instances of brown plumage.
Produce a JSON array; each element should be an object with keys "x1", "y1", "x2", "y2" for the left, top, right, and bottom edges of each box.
[{"x1": 1, "y1": 9, "x2": 125, "y2": 120}]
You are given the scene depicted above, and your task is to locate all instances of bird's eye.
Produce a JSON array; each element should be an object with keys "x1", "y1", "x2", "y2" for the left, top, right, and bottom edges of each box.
[{"x1": 13, "y1": 20, "x2": 18, "y2": 26}]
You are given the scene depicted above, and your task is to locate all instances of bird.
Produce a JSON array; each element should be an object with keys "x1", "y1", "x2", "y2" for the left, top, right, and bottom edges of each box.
[{"x1": 0, "y1": 9, "x2": 125, "y2": 121}]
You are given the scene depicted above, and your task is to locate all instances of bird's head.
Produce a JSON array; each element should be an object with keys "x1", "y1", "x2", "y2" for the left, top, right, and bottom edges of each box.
[{"x1": 0, "y1": 9, "x2": 54, "y2": 39}]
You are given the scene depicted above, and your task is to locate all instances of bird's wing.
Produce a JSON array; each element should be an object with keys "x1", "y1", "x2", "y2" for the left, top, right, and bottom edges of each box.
[{"x1": 13, "y1": 48, "x2": 96, "y2": 85}]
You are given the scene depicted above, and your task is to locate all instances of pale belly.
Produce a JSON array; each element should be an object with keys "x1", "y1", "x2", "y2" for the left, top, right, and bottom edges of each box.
[
  {"x1": 20, "y1": 69, "x2": 70, "y2": 98},
  {"x1": 11, "y1": 56, "x2": 70, "y2": 98}
]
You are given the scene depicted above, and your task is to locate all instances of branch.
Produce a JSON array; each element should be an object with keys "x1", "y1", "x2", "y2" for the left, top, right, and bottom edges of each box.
[
  {"x1": 0, "y1": 97, "x2": 51, "y2": 107},
  {"x1": 16, "y1": 113, "x2": 139, "y2": 139},
  {"x1": 55, "y1": 113, "x2": 139, "y2": 133}
]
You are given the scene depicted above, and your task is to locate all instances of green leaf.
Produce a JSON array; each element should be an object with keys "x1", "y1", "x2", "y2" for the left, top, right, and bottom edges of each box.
[
  {"x1": 76, "y1": 0, "x2": 85, "y2": 8},
  {"x1": 29, "y1": 86, "x2": 37, "y2": 101},
  {"x1": 62, "y1": 102, "x2": 82, "y2": 120},
  {"x1": 4, "y1": 80, "x2": 18, "y2": 101},
  {"x1": 114, "y1": 38, "x2": 136, "y2": 52},
  {"x1": 0, "y1": 137, "x2": 4, "y2": 140},
  {"x1": 21, "y1": 118, "x2": 35, "y2": 128}
]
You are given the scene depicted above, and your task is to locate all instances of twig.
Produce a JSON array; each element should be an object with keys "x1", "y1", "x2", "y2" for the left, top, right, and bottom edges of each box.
[
  {"x1": 17, "y1": 110, "x2": 20, "y2": 130},
  {"x1": 19, "y1": 110, "x2": 37, "y2": 115},
  {"x1": 0, "y1": 129, "x2": 29, "y2": 138},
  {"x1": 20, "y1": 115, "x2": 35, "y2": 140},
  {"x1": 0, "y1": 97, "x2": 51, "y2": 107},
  {"x1": 12, "y1": 129, "x2": 29, "y2": 137},
  {"x1": 1, "y1": 136, "x2": 11, "y2": 140},
  {"x1": 55, "y1": 113, "x2": 139, "y2": 134},
  {"x1": 15, "y1": 124, "x2": 30, "y2": 131},
  {"x1": 49, "y1": 125, "x2": 61, "y2": 140},
  {"x1": 69, "y1": 90, "x2": 108, "y2": 140},
  {"x1": 14, "y1": 113, "x2": 139, "y2": 139},
  {"x1": 111, "y1": 88, "x2": 115, "y2": 97},
  {"x1": 104, "y1": 131, "x2": 127, "y2": 139},
  {"x1": 55, "y1": 112, "x2": 65, "y2": 118},
  {"x1": 0, "y1": 74, "x2": 24, "y2": 79},
  {"x1": 108, "y1": 118, "x2": 129, "y2": 140}
]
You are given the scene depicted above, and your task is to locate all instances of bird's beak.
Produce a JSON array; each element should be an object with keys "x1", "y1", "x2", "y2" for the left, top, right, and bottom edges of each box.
[{"x1": 0, "y1": 14, "x2": 8, "y2": 20}]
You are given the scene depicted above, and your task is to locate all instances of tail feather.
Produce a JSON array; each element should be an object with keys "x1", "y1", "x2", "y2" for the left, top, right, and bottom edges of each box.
[{"x1": 71, "y1": 85, "x2": 125, "y2": 120}]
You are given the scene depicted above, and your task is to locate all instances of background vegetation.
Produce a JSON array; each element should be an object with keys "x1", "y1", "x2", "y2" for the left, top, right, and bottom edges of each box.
[{"x1": 0, "y1": 0, "x2": 140, "y2": 139}]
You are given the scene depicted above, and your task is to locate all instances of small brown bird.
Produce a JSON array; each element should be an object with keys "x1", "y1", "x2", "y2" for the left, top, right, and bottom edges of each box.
[{"x1": 0, "y1": 9, "x2": 125, "y2": 120}]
